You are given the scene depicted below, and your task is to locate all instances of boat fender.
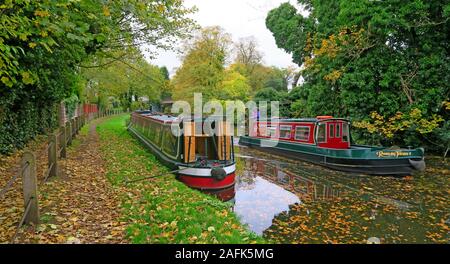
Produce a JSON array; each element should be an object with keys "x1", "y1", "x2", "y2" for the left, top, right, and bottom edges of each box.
[
  {"x1": 211, "y1": 167, "x2": 226, "y2": 181},
  {"x1": 366, "y1": 237, "x2": 381, "y2": 244},
  {"x1": 409, "y1": 158, "x2": 426, "y2": 171}
]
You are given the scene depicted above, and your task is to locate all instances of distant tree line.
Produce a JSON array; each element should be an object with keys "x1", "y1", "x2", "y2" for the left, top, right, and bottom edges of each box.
[{"x1": 171, "y1": 27, "x2": 298, "y2": 107}]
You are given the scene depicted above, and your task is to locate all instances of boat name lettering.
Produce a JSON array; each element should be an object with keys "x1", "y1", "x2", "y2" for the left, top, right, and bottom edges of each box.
[{"x1": 376, "y1": 151, "x2": 412, "y2": 158}]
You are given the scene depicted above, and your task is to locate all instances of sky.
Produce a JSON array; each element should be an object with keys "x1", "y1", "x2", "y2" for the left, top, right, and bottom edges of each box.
[{"x1": 146, "y1": 0, "x2": 303, "y2": 75}]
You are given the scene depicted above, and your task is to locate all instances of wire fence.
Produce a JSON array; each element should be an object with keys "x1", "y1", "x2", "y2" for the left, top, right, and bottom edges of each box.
[{"x1": 0, "y1": 108, "x2": 124, "y2": 243}]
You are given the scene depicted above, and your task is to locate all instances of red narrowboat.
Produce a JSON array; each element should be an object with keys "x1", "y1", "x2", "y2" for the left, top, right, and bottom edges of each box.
[{"x1": 239, "y1": 116, "x2": 425, "y2": 175}]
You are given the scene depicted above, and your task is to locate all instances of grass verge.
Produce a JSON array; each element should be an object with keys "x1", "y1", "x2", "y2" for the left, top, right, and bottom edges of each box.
[{"x1": 97, "y1": 115, "x2": 264, "y2": 243}]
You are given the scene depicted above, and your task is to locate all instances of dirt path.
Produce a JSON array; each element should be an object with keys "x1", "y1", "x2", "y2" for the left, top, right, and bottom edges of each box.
[{"x1": 16, "y1": 118, "x2": 127, "y2": 243}]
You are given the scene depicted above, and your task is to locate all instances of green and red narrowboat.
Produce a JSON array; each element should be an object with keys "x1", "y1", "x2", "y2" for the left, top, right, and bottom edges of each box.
[
  {"x1": 128, "y1": 111, "x2": 236, "y2": 193},
  {"x1": 238, "y1": 116, "x2": 425, "y2": 176}
]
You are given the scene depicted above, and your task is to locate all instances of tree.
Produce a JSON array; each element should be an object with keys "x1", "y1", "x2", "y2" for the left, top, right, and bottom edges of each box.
[
  {"x1": 264, "y1": 67, "x2": 289, "y2": 92},
  {"x1": 82, "y1": 53, "x2": 165, "y2": 110},
  {"x1": 233, "y1": 37, "x2": 263, "y2": 75},
  {"x1": 220, "y1": 69, "x2": 251, "y2": 101},
  {"x1": 172, "y1": 26, "x2": 232, "y2": 105},
  {"x1": 159, "y1": 66, "x2": 172, "y2": 100},
  {"x1": 266, "y1": 0, "x2": 450, "y2": 150},
  {"x1": 0, "y1": 0, "x2": 195, "y2": 153},
  {"x1": 160, "y1": 66, "x2": 170, "y2": 81}
]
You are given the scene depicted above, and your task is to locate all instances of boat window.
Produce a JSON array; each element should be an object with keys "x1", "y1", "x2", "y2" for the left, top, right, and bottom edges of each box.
[
  {"x1": 342, "y1": 123, "x2": 349, "y2": 142},
  {"x1": 154, "y1": 123, "x2": 162, "y2": 146},
  {"x1": 329, "y1": 124, "x2": 334, "y2": 138},
  {"x1": 336, "y1": 123, "x2": 341, "y2": 138},
  {"x1": 279, "y1": 125, "x2": 291, "y2": 139},
  {"x1": 295, "y1": 126, "x2": 310, "y2": 141},
  {"x1": 258, "y1": 124, "x2": 267, "y2": 137},
  {"x1": 146, "y1": 122, "x2": 153, "y2": 143},
  {"x1": 268, "y1": 126, "x2": 277, "y2": 138},
  {"x1": 162, "y1": 127, "x2": 178, "y2": 157},
  {"x1": 149, "y1": 122, "x2": 157, "y2": 143},
  {"x1": 317, "y1": 123, "x2": 326, "y2": 143}
]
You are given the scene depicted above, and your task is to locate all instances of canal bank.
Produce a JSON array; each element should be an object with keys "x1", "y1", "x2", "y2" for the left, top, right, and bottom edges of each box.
[{"x1": 97, "y1": 115, "x2": 263, "y2": 243}]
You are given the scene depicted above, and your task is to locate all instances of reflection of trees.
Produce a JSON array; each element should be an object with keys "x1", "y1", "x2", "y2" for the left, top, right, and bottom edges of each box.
[
  {"x1": 235, "y1": 159, "x2": 258, "y2": 190},
  {"x1": 285, "y1": 170, "x2": 342, "y2": 202},
  {"x1": 237, "y1": 155, "x2": 343, "y2": 202}
]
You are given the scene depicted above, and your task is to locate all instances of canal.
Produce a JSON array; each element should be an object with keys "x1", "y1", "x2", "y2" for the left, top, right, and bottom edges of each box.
[{"x1": 228, "y1": 145, "x2": 449, "y2": 244}]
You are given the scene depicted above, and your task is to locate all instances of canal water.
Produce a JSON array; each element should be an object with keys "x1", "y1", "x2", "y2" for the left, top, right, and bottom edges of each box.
[{"x1": 229, "y1": 145, "x2": 449, "y2": 244}]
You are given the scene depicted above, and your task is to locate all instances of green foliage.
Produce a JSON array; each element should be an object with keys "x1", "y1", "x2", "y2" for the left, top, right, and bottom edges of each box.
[
  {"x1": 0, "y1": 0, "x2": 195, "y2": 154},
  {"x1": 353, "y1": 109, "x2": 445, "y2": 147},
  {"x1": 266, "y1": 0, "x2": 450, "y2": 151},
  {"x1": 263, "y1": 67, "x2": 288, "y2": 92},
  {"x1": 254, "y1": 87, "x2": 282, "y2": 102},
  {"x1": 81, "y1": 53, "x2": 165, "y2": 110},
  {"x1": 172, "y1": 26, "x2": 233, "y2": 104},
  {"x1": 63, "y1": 94, "x2": 80, "y2": 119},
  {"x1": 220, "y1": 69, "x2": 251, "y2": 101}
]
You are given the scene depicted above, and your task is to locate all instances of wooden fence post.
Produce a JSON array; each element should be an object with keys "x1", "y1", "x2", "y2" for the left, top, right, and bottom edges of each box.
[
  {"x1": 21, "y1": 151, "x2": 39, "y2": 224},
  {"x1": 48, "y1": 133, "x2": 58, "y2": 178},
  {"x1": 60, "y1": 126, "x2": 66, "y2": 158},
  {"x1": 75, "y1": 116, "x2": 79, "y2": 133},
  {"x1": 58, "y1": 102, "x2": 66, "y2": 127},
  {"x1": 71, "y1": 118, "x2": 75, "y2": 136},
  {"x1": 67, "y1": 121, "x2": 72, "y2": 146}
]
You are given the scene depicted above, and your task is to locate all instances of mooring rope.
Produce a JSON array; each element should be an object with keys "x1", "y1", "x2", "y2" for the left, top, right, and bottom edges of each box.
[{"x1": 124, "y1": 168, "x2": 191, "y2": 184}]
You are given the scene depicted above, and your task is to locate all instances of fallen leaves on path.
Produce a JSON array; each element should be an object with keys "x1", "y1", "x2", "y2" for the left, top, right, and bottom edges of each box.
[
  {"x1": 14, "y1": 120, "x2": 127, "y2": 244},
  {"x1": 0, "y1": 135, "x2": 48, "y2": 243}
]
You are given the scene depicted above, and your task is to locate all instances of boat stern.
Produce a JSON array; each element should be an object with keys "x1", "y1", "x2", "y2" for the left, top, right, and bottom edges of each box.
[{"x1": 177, "y1": 163, "x2": 236, "y2": 190}]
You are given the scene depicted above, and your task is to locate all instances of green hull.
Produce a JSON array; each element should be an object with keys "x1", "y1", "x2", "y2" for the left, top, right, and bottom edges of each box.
[{"x1": 238, "y1": 136, "x2": 425, "y2": 176}]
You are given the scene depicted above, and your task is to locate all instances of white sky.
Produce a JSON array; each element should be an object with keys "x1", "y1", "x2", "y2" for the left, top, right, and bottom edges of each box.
[{"x1": 146, "y1": 0, "x2": 303, "y2": 75}]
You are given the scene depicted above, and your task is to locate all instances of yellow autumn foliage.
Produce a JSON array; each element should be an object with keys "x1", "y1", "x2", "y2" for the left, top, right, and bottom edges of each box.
[
  {"x1": 324, "y1": 69, "x2": 343, "y2": 83},
  {"x1": 353, "y1": 108, "x2": 444, "y2": 138},
  {"x1": 305, "y1": 27, "x2": 367, "y2": 83},
  {"x1": 443, "y1": 101, "x2": 450, "y2": 110}
]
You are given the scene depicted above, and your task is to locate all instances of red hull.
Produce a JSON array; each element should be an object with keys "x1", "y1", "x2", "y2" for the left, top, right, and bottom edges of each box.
[
  {"x1": 202, "y1": 185, "x2": 236, "y2": 202},
  {"x1": 178, "y1": 172, "x2": 235, "y2": 190}
]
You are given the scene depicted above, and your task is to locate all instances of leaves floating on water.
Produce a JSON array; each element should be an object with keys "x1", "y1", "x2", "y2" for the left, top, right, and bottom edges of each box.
[{"x1": 237, "y1": 148, "x2": 449, "y2": 244}]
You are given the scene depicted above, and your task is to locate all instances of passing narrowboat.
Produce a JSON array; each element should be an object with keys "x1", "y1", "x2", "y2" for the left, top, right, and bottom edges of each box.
[
  {"x1": 128, "y1": 111, "x2": 236, "y2": 194},
  {"x1": 238, "y1": 116, "x2": 425, "y2": 176}
]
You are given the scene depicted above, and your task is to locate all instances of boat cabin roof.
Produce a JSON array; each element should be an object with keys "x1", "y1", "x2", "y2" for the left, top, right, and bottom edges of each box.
[
  {"x1": 140, "y1": 113, "x2": 179, "y2": 123},
  {"x1": 135, "y1": 111, "x2": 230, "y2": 125},
  {"x1": 257, "y1": 117, "x2": 350, "y2": 123}
]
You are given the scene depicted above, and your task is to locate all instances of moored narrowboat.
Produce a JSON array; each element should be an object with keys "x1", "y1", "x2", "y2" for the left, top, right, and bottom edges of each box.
[
  {"x1": 238, "y1": 116, "x2": 425, "y2": 175},
  {"x1": 128, "y1": 111, "x2": 236, "y2": 193}
]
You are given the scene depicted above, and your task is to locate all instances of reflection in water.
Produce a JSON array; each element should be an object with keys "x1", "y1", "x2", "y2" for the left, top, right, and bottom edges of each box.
[
  {"x1": 231, "y1": 154, "x2": 343, "y2": 235},
  {"x1": 230, "y1": 146, "x2": 450, "y2": 243},
  {"x1": 234, "y1": 176, "x2": 299, "y2": 235},
  {"x1": 203, "y1": 185, "x2": 236, "y2": 202}
]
